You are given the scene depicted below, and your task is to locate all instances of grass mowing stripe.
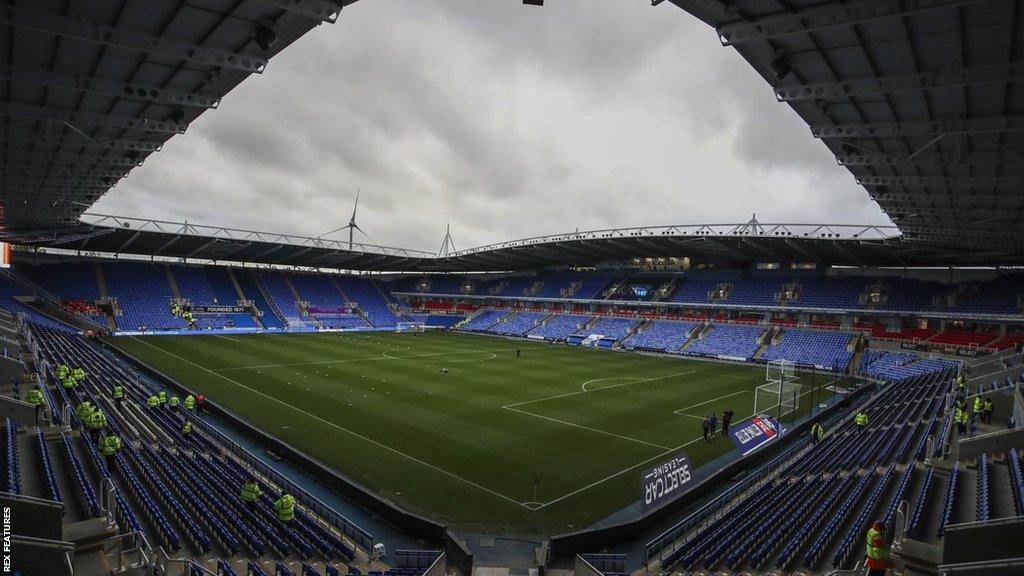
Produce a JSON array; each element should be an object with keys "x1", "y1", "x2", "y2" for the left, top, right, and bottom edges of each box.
[
  {"x1": 127, "y1": 336, "x2": 534, "y2": 509},
  {"x1": 109, "y1": 331, "x2": 826, "y2": 532}
]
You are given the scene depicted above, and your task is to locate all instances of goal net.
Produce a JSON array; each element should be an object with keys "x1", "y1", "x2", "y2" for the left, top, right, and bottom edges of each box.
[
  {"x1": 396, "y1": 322, "x2": 426, "y2": 333},
  {"x1": 755, "y1": 360, "x2": 802, "y2": 418}
]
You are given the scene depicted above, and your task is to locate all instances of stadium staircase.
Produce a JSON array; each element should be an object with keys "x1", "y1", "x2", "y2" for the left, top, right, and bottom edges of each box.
[
  {"x1": 283, "y1": 275, "x2": 305, "y2": 309},
  {"x1": 251, "y1": 272, "x2": 290, "y2": 328},
  {"x1": 751, "y1": 327, "x2": 777, "y2": 360},
  {"x1": 165, "y1": 267, "x2": 182, "y2": 301},
  {"x1": 93, "y1": 264, "x2": 119, "y2": 331}
]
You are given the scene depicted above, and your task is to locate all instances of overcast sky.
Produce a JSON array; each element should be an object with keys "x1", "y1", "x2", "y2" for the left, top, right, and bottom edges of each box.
[{"x1": 93, "y1": 0, "x2": 890, "y2": 253}]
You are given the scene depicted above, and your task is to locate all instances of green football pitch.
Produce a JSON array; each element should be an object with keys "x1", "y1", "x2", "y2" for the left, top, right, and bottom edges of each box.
[{"x1": 110, "y1": 331, "x2": 845, "y2": 534}]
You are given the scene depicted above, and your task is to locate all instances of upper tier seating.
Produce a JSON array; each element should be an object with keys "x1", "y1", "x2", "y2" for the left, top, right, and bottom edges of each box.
[
  {"x1": 668, "y1": 278, "x2": 718, "y2": 304},
  {"x1": 795, "y1": 278, "x2": 866, "y2": 309},
  {"x1": 574, "y1": 276, "x2": 614, "y2": 300},
  {"x1": 761, "y1": 330, "x2": 854, "y2": 371},
  {"x1": 949, "y1": 276, "x2": 1024, "y2": 315},
  {"x1": 877, "y1": 279, "x2": 947, "y2": 312},
  {"x1": 725, "y1": 278, "x2": 788, "y2": 307},
  {"x1": 533, "y1": 275, "x2": 578, "y2": 298}
]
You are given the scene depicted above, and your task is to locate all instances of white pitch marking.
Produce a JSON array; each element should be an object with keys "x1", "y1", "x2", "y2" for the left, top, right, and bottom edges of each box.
[
  {"x1": 536, "y1": 377, "x2": 842, "y2": 509},
  {"x1": 502, "y1": 406, "x2": 672, "y2": 450},
  {"x1": 672, "y1": 389, "x2": 752, "y2": 415},
  {"x1": 503, "y1": 371, "x2": 696, "y2": 410},
  {"x1": 128, "y1": 337, "x2": 534, "y2": 510},
  {"x1": 382, "y1": 350, "x2": 497, "y2": 363},
  {"x1": 214, "y1": 335, "x2": 244, "y2": 342},
  {"x1": 580, "y1": 376, "x2": 642, "y2": 392},
  {"x1": 213, "y1": 348, "x2": 515, "y2": 372}
]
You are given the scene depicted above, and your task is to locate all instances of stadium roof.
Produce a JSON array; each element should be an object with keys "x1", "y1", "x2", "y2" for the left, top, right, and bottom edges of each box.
[
  {"x1": 0, "y1": 0, "x2": 351, "y2": 230},
  {"x1": 21, "y1": 213, "x2": 1024, "y2": 271},
  {"x1": 4, "y1": 0, "x2": 1022, "y2": 267},
  {"x1": 664, "y1": 0, "x2": 1024, "y2": 253}
]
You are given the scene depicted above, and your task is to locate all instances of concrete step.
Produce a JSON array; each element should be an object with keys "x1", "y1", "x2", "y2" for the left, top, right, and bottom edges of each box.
[{"x1": 65, "y1": 517, "x2": 118, "y2": 554}]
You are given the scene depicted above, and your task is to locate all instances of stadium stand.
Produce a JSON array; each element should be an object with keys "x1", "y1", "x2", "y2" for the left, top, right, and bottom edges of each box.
[
  {"x1": 761, "y1": 329, "x2": 854, "y2": 371},
  {"x1": 682, "y1": 323, "x2": 765, "y2": 360},
  {"x1": 16, "y1": 318, "x2": 376, "y2": 575},
  {"x1": 620, "y1": 320, "x2": 699, "y2": 353},
  {"x1": 525, "y1": 313, "x2": 590, "y2": 340}
]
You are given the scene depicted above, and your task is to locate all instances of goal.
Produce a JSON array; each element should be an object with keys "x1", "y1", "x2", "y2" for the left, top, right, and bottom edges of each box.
[
  {"x1": 755, "y1": 359, "x2": 802, "y2": 419},
  {"x1": 396, "y1": 322, "x2": 426, "y2": 333}
]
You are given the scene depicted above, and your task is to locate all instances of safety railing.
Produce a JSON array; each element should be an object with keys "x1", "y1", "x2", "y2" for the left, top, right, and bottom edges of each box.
[{"x1": 109, "y1": 530, "x2": 155, "y2": 574}]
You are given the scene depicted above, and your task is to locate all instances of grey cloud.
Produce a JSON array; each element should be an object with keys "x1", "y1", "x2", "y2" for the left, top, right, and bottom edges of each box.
[{"x1": 94, "y1": 0, "x2": 890, "y2": 254}]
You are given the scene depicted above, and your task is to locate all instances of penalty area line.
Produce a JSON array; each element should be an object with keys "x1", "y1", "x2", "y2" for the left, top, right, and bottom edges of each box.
[
  {"x1": 537, "y1": 377, "x2": 843, "y2": 509},
  {"x1": 672, "y1": 389, "x2": 752, "y2": 415},
  {"x1": 127, "y1": 337, "x2": 535, "y2": 511},
  {"x1": 502, "y1": 405, "x2": 672, "y2": 450}
]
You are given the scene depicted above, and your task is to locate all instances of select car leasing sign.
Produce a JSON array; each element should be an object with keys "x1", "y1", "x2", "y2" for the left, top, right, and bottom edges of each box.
[
  {"x1": 641, "y1": 452, "x2": 692, "y2": 513},
  {"x1": 729, "y1": 414, "x2": 786, "y2": 456}
]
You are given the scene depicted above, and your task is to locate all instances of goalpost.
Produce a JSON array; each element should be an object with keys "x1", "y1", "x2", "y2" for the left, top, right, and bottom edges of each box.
[
  {"x1": 396, "y1": 322, "x2": 426, "y2": 333},
  {"x1": 755, "y1": 359, "x2": 802, "y2": 420}
]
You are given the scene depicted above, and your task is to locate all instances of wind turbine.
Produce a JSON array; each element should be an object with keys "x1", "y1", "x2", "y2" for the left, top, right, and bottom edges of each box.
[{"x1": 318, "y1": 191, "x2": 374, "y2": 250}]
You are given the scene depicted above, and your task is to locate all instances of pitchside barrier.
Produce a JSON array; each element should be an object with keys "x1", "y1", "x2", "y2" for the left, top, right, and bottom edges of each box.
[{"x1": 108, "y1": 343, "x2": 474, "y2": 575}]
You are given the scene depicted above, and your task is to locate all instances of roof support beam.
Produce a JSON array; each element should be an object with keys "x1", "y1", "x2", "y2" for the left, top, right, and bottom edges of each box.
[
  {"x1": 0, "y1": 64, "x2": 220, "y2": 109},
  {"x1": 0, "y1": 132, "x2": 163, "y2": 152},
  {"x1": 856, "y1": 175, "x2": 1024, "y2": 188},
  {"x1": 117, "y1": 231, "x2": 142, "y2": 253},
  {"x1": 0, "y1": 103, "x2": 187, "y2": 134},
  {"x1": 811, "y1": 115, "x2": 1024, "y2": 139},
  {"x1": 153, "y1": 235, "x2": 184, "y2": 256},
  {"x1": 250, "y1": 244, "x2": 288, "y2": 261},
  {"x1": 741, "y1": 238, "x2": 784, "y2": 260},
  {"x1": 185, "y1": 238, "x2": 222, "y2": 258},
  {"x1": 718, "y1": 0, "x2": 986, "y2": 45},
  {"x1": 1, "y1": 177, "x2": 110, "y2": 188},
  {"x1": 783, "y1": 238, "x2": 823, "y2": 262},
  {"x1": 831, "y1": 241, "x2": 866, "y2": 267},
  {"x1": 874, "y1": 193, "x2": 1024, "y2": 204},
  {"x1": 0, "y1": 5, "x2": 268, "y2": 74},
  {"x1": 838, "y1": 152, "x2": 1024, "y2": 167},
  {"x1": 249, "y1": 0, "x2": 344, "y2": 23},
  {"x1": 775, "y1": 61, "x2": 1024, "y2": 102},
  {"x1": 0, "y1": 150, "x2": 144, "y2": 167},
  {"x1": 0, "y1": 164, "x2": 130, "y2": 179}
]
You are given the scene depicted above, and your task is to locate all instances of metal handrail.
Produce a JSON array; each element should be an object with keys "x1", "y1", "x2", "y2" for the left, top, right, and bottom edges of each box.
[
  {"x1": 98, "y1": 477, "x2": 117, "y2": 528},
  {"x1": 937, "y1": 557, "x2": 1024, "y2": 575},
  {"x1": 156, "y1": 547, "x2": 218, "y2": 576},
  {"x1": 108, "y1": 530, "x2": 154, "y2": 573}
]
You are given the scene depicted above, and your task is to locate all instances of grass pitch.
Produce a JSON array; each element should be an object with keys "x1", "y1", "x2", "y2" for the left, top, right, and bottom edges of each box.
[{"x1": 110, "y1": 331, "x2": 838, "y2": 534}]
